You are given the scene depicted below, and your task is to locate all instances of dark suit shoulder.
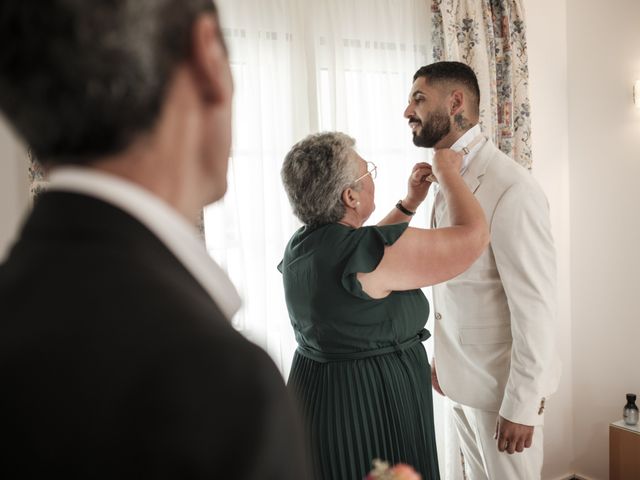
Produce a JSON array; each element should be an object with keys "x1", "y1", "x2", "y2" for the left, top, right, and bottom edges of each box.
[{"x1": 0, "y1": 193, "x2": 308, "y2": 479}]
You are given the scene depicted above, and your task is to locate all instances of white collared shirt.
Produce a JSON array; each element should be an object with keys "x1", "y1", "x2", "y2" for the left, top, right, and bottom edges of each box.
[
  {"x1": 48, "y1": 167, "x2": 241, "y2": 321},
  {"x1": 450, "y1": 123, "x2": 486, "y2": 175}
]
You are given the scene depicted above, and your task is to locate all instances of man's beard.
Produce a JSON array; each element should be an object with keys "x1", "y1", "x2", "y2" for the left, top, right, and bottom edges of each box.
[{"x1": 412, "y1": 109, "x2": 451, "y2": 148}]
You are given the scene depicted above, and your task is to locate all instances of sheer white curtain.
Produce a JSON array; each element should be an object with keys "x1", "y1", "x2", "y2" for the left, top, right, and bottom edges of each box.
[{"x1": 205, "y1": 0, "x2": 446, "y2": 472}]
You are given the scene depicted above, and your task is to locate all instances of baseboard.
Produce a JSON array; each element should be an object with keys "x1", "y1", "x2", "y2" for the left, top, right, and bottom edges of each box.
[{"x1": 549, "y1": 475, "x2": 599, "y2": 480}]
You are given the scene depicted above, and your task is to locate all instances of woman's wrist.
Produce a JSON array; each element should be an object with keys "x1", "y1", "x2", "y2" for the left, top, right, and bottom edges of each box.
[
  {"x1": 401, "y1": 197, "x2": 421, "y2": 213},
  {"x1": 395, "y1": 200, "x2": 415, "y2": 216},
  {"x1": 434, "y1": 168, "x2": 460, "y2": 185}
]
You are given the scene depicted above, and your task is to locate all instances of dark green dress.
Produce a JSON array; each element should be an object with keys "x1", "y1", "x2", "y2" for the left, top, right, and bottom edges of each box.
[{"x1": 279, "y1": 222, "x2": 440, "y2": 480}]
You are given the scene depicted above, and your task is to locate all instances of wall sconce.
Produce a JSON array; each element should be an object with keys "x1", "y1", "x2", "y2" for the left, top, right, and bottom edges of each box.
[{"x1": 635, "y1": 80, "x2": 640, "y2": 108}]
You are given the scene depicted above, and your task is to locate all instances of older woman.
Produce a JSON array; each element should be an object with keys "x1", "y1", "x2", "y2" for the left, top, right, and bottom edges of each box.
[{"x1": 279, "y1": 132, "x2": 489, "y2": 480}]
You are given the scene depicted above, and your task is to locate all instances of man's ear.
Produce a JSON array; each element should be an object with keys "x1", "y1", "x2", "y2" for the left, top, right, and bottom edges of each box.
[
  {"x1": 449, "y1": 89, "x2": 465, "y2": 116},
  {"x1": 191, "y1": 14, "x2": 232, "y2": 104},
  {"x1": 341, "y1": 187, "x2": 359, "y2": 209}
]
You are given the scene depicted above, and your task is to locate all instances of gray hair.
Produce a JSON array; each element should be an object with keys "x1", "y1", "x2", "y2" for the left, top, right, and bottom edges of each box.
[
  {"x1": 281, "y1": 132, "x2": 360, "y2": 226},
  {"x1": 0, "y1": 0, "x2": 219, "y2": 165}
]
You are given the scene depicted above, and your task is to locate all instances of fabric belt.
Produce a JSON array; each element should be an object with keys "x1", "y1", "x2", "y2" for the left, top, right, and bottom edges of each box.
[{"x1": 296, "y1": 328, "x2": 431, "y2": 363}]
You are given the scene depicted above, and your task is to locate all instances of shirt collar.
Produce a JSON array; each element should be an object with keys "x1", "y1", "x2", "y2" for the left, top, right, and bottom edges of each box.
[
  {"x1": 450, "y1": 124, "x2": 486, "y2": 174},
  {"x1": 47, "y1": 166, "x2": 242, "y2": 321}
]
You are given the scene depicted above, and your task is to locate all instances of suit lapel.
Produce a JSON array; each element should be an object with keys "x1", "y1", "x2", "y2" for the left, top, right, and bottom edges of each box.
[
  {"x1": 432, "y1": 188, "x2": 445, "y2": 227},
  {"x1": 462, "y1": 138, "x2": 492, "y2": 194},
  {"x1": 431, "y1": 139, "x2": 494, "y2": 227},
  {"x1": 430, "y1": 189, "x2": 439, "y2": 228}
]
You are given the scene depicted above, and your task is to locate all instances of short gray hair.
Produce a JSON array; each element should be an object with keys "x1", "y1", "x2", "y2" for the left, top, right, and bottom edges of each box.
[{"x1": 281, "y1": 132, "x2": 360, "y2": 226}]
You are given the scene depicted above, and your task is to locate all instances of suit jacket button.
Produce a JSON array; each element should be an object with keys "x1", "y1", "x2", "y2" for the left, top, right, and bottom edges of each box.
[
  {"x1": 435, "y1": 313, "x2": 442, "y2": 320},
  {"x1": 538, "y1": 398, "x2": 546, "y2": 415}
]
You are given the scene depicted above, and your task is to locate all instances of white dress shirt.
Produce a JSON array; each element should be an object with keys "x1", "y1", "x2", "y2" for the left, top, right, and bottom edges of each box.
[
  {"x1": 450, "y1": 123, "x2": 486, "y2": 174},
  {"x1": 48, "y1": 167, "x2": 242, "y2": 321}
]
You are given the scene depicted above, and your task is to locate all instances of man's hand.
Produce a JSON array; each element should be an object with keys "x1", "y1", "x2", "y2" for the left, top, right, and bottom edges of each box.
[
  {"x1": 495, "y1": 416, "x2": 534, "y2": 454},
  {"x1": 431, "y1": 358, "x2": 445, "y2": 396}
]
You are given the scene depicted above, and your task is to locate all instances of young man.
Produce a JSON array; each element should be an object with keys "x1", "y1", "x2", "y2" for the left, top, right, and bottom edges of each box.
[
  {"x1": 404, "y1": 61, "x2": 560, "y2": 479},
  {"x1": 0, "y1": 1, "x2": 307, "y2": 478}
]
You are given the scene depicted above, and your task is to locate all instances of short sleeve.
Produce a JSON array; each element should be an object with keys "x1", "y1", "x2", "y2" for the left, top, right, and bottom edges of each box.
[{"x1": 341, "y1": 223, "x2": 408, "y2": 299}]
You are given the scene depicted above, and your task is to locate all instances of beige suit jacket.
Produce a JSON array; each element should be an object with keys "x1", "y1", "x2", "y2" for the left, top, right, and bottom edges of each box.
[{"x1": 432, "y1": 139, "x2": 561, "y2": 426}]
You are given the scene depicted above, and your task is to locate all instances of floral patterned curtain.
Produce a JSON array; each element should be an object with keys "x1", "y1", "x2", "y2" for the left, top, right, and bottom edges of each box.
[{"x1": 431, "y1": 0, "x2": 532, "y2": 169}]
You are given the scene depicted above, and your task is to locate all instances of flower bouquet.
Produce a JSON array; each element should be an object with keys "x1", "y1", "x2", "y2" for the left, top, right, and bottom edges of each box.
[{"x1": 364, "y1": 459, "x2": 422, "y2": 480}]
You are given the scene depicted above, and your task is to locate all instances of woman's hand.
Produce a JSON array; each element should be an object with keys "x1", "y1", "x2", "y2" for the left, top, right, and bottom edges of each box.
[
  {"x1": 404, "y1": 162, "x2": 433, "y2": 211},
  {"x1": 362, "y1": 146, "x2": 488, "y2": 296},
  {"x1": 431, "y1": 149, "x2": 463, "y2": 182}
]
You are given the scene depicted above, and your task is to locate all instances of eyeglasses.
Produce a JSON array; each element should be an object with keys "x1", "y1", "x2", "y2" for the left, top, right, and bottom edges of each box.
[{"x1": 353, "y1": 161, "x2": 377, "y2": 183}]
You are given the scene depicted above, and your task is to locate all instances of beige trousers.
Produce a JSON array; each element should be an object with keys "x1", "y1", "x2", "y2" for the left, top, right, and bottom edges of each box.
[{"x1": 450, "y1": 402, "x2": 544, "y2": 480}]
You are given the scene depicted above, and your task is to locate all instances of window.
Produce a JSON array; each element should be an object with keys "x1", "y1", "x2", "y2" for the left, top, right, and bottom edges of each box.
[{"x1": 206, "y1": 0, "x2": 433, "y2": 375}]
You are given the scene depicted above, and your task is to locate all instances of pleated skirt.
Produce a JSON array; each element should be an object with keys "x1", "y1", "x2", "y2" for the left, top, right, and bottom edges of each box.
[{"x1": 287, "y1": 344, "x2": 440, "y2": 480}]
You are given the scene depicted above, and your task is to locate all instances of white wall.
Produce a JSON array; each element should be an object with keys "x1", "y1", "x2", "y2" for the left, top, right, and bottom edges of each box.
[
  {"x1": 567, "y1": 0, "x2": 640, "y2": 478},
  {"x1": 0, "y1": 116, "x2": 29, "y2": 261},
  {"x1": 528, "y1": 1, "x2": 640, "y2": 478},
  {"x1": 524, "y1": 0, "x2": 574, "y2": 478}
]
